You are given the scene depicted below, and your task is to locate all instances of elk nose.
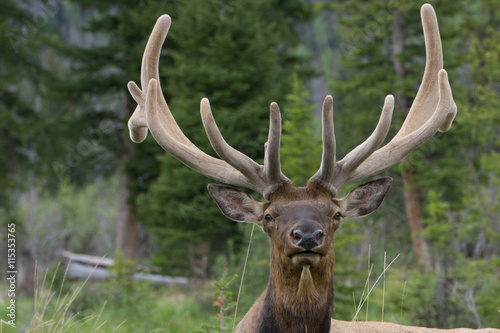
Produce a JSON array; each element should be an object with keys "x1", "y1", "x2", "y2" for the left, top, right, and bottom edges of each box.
[{"x1": 292, "y1": 230, "x2": 324, "y2": 251}]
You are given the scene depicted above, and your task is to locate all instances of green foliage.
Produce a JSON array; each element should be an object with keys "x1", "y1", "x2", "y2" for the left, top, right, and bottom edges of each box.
[
  {"x1": 105, "y1": 252, "x2": 152, "y2": 308},
  {"x1": 58, "y1": 0, "x2": 169, "y2": 186},
  {"x1": 22, "y1": 264, "x2": 110, "y2": 333},
  {"x1": 3, "y1": 0, "x2": 500, "y2": 330},
  {"x1": 368, "y1": 263, "x2": 500, "y2": 329},
  {"x1": 198, "y1": 225, "x2": 270, "y2": 324},
  {"x1": 197, "y1": 267, "x2": 238, "y2": 333},
  {"x1": 319, "y1": 0, "x2": 500, "y2": 328},
  {"x1": 281, "y1": 73, "x2": 321, "y2": 186},
  {"x1": 1, "y1": 264, "x2": 213, "y2": 332},
  {"x1": 0, "y1": 0, "x2": 63, "y2": 220},
  {"x1": 225, "y1": 226, "x2": 271, "y2": 320},
  {"x1": 417, "y1": 2, "x2": 500, "y2": 327},
  {"x1": 422, "y1": 190, "x2": 453, "y2": 248},
  {"x1": 138, "y1": 0, "x2": 311, "y2": 276},
  {"x1": 17, "y1": 177, "x2": 119, "y2": 264}
]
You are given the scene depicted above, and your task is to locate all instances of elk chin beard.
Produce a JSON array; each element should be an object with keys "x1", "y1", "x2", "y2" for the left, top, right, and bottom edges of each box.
[{"x1": 296, "y1": 265, "x2": 320, "y2": 303}]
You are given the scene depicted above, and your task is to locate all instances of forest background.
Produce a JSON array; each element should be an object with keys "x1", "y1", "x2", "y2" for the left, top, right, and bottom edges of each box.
[{"x1": 0, "y1": 0, "x2": 499, "y2": 332}]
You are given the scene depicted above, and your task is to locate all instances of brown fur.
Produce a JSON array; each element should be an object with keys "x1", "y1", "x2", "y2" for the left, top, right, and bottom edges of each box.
[{"x1": 296, "y1": 266, "x2": 319, "y2": 303}]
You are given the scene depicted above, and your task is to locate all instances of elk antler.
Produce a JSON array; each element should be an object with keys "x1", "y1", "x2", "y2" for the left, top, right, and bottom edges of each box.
[
  {"x1": 127, "y1": 15, "x2": 290, "y2": 199},
  {"x1": 309, "y1": 4, "x2": 457, "y2": 196},
  {"x1": 129, "y1": 4, "x2": 456, "y2": 200}
]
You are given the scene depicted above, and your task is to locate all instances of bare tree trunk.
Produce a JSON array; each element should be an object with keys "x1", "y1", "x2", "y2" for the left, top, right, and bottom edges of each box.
[
  {"x1": 391, "y1": 9, "x2": 432, "y2": 269},
  {"x1": 18, "y1": 247, "x2": 35, "y2": 296},
  {"x1": 402, "y1": 167, "x2": 432, "y2": 267},
  {"x1": 115, "y1": 93, "x2": 137, "y2": 260},
  {"x1": 116, "y1": 171, "x2": 136, "y2": 260}
]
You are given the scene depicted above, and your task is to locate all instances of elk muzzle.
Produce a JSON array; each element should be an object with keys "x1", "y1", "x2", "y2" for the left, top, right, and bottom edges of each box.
[
  {"x1": 288, "y1": 225, "x2": 326, "y2": 268},
  {"x1": 292, "y1": 229, "x2": 324, "y2": 251}
]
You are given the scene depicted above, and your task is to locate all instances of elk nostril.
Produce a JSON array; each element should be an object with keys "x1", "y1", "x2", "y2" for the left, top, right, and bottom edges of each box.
[
  {"x1": 292, "y1": 230, "x2": 302, "y2": 241},
  {"x1": 314, "y1": 230, "x2": 324, "y2": 241}
]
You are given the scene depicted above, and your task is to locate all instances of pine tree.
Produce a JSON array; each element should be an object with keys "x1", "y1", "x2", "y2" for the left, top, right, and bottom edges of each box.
[
  {"x1": 0, "y1": 0, "x2": 56, "y2": 215},
  {"x1": 0, "y1": 0, "x2": 68, "y2": 295},
  {"x1": 324, "y1": 0, "x2": 499, "y2": 327},
  {"x1": 325, "y1": 0, "x2": 462, "y2": 269},
  {"x1": 281, "y1": 73, "x2": 321, "y2": 186},
  {"x1": 419, "y1": 1, "x2": 500, "y2": 327},
  {"x1": 58, "y1": 0, "x2": 178, "y2": 259},
  {"x1": 137, "y1": 0, "x2": 311, "y2": 276}
]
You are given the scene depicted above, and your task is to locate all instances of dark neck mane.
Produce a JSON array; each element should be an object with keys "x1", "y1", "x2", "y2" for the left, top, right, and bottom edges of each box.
[{"x1": 256, "y1": 260, "x2": 335, "y2": 333}]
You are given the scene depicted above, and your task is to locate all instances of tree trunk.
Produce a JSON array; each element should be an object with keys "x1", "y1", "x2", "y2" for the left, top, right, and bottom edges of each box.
[
  {"x1": 18, "y1": 247, "x2": 35, "y2": 296},
  {"x1": 115, "y1": 93, "x2": 137, "y2": 260},
  {"x1": 116, "y1": 171, "x2": 136, "y2": 260},
  {"x1": 402, "y1": 167, "x2": 432, "y2": 268},
  {"x1": 391, "y1": 9, "x2": 432, "y2": 269}
]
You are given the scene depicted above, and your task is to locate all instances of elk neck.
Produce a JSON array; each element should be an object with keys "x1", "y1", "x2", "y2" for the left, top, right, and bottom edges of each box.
[
  {"x1": 256, "y1": 182, "x2": 337, "y2": 333},
  {"x1": 256, "y1": 247, "x2": 335, "y2": 333}
]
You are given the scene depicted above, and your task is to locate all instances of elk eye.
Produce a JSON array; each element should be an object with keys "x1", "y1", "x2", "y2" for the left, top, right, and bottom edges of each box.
[
  {"x1": 333, "y1": 212, "x2": 342, "y2": 221},
  {"x1": 264, "y1": 214, "x2": 274, "y2": 223}
]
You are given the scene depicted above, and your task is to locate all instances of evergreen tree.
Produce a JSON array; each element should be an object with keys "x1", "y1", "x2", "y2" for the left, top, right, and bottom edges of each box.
[
  {"x1": 418, "y1": 1, "x2": 500, "y2": 327},
  {"x1": 322, "y1": 0, "x2": 499, "y2": 327},
  {"x1": 0, "y1": 0, "x2": 68, "y2": 294},
  {"x1": 324, "y1": 0, "x2": 462, "y2": 269},
  {"x1": 281, "y1": 73, "x2": 321, "y2": 186},
  {"x1": 0, "y1": 0, "x2": 58, "y2": 216},
  {"x1": 137, "y1": 0, "x2": 311, "y2": 276},
  {"x1": 59, "y1": 0, "x2": 177, "y2": 259}
]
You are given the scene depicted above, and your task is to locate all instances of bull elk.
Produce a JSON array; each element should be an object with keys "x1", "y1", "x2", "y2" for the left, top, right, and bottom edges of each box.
[{"x1": 126, "y1": 4, "x2": 500, "y2": 333}]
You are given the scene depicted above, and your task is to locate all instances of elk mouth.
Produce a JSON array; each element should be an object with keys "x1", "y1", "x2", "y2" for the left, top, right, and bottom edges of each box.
[
  {"x1": 293, "y1": 250, "x2": 318, "y2": 256},
  {"x1": 289, "y1": 251, "x2": 322, "y2": 268}
]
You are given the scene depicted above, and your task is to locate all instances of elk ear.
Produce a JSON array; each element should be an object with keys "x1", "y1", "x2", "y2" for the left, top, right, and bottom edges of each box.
[
  {"x1": 339, "y1": 177, "x2": 393, "y2": 219},
  {"x1": 207, "y1": 184, "x2": 266, "y2": 224}
]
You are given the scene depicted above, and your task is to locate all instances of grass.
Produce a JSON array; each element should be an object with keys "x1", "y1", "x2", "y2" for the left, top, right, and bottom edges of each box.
[
  {"x1": 0, "y1": 286, "x2": 214, "y2": 333},
  {"x1": 0, "y1": 294, "x2": 213, "y2": 333},
  {"x1": 2, "y1": 253, "x2": 496, "y2": 332},
  {"x1": 0, "y1": 266, "x2": 216, "y2": 333}
]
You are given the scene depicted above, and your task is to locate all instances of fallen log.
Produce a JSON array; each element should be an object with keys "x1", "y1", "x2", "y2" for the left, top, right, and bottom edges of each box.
[{"x1": 62, "y1": 251, "x2": 189, "y2": 286}]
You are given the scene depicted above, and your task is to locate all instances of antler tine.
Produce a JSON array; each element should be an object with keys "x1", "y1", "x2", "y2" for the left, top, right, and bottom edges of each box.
[
  {"x1": 200, "y1": 99, "x2": 266, "y2": 189},
  {"x1": 128, "y1": 14, "x2": 291, "y2": 198},
  {"x1": 143, "y1": 79, "x2": 252, "y2": 190},
  {"x1": 394, "y1": 3, "x2": 455, "y2": 137},
  {"x1": 128, "y1": 81, "x2": 148, "y2": 143},
  {"x1": 340, "y1": 95, "x2": 394, "y2": 171},
  {"x1": 347, "y1": 69, "x2": 455, "y2": 184},
  {"x1": 345, "y1": 4, "x2": 457, "y2": 185},
  {"x1": 127, "y1": 15, "x2": 171, "y2": 143},
  {"x1": 264, "y1": 102, "x2": 290, "y2": 198},
  {"x1": 310, "y1": 95, "x2": 394, "y2": 195},
  {"x1": 310, "y1": 4, "x2": 456, "y2": 194},
  {"x1": 201, "y1": 99, "x2": 290, "y2": 199},
  {"x1": 308, "y1": 96, "x2": 337, "y2": 195},
  {"x1": 128, "y1": 15, "x2": 208, "y2": 151}
]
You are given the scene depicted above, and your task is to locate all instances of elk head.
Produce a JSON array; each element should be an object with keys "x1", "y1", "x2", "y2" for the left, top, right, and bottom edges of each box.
[
  {"x1": 127, "y1": 4, "x2": 456, "y2": 332},
  {"x1": 208, "y1": 175, "x2": 392, "y2": 285}
]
